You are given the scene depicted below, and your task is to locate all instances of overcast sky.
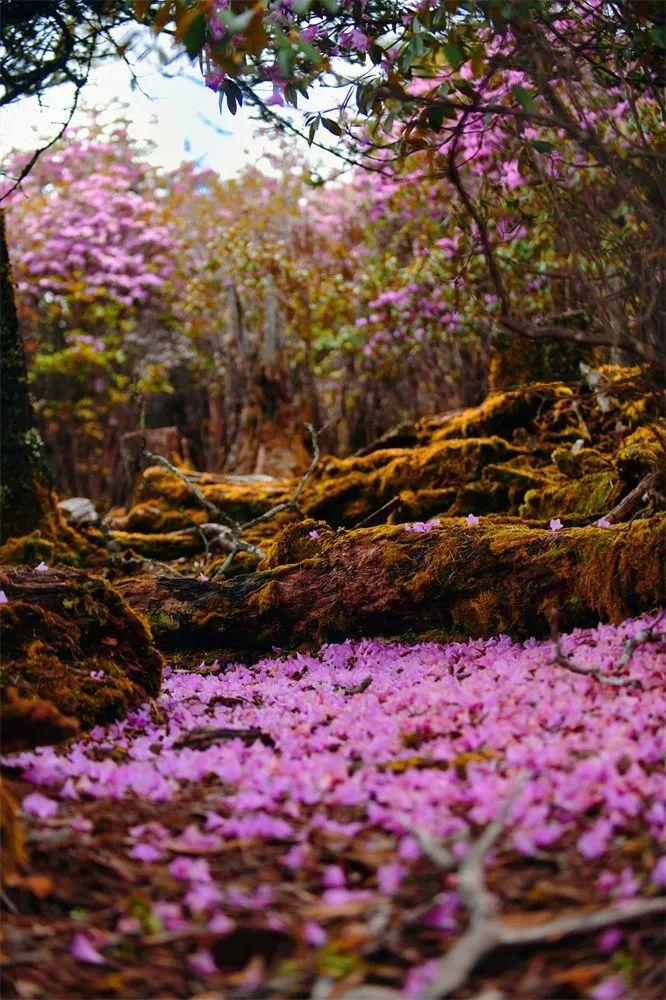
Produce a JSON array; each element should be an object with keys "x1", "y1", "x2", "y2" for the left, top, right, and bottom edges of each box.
[{"x1": 2, "y1": 26, "x2": 345, "y2": 180}]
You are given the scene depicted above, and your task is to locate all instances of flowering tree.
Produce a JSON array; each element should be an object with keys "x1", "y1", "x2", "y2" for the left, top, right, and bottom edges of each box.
[{"x1": 4, "y1": 123, "x2": 183, "y2": 499}]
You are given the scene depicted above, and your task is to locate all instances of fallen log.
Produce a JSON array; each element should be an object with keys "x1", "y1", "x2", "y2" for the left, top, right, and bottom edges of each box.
[
  {"x1": 0, "y1": 566, "x2": 163, "y2": 748},
  {"x1": 119, "y1": 515, "x2": 665, "y2": 651}
]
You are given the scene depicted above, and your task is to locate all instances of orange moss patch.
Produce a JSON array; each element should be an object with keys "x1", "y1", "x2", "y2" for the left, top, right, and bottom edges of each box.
[{"x1": 0, "y1": 566, "x2": 163, "y2": 739}]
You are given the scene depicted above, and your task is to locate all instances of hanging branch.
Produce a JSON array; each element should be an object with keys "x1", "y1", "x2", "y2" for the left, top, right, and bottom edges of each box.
[{"x1": 239, "y1": 422, "x2": 321, "y2": 531}]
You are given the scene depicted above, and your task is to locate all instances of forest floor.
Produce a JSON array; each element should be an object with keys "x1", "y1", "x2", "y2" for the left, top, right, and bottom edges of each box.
[{"x1": 3, "y1": 615, "x2": 665, "y2": 1000}]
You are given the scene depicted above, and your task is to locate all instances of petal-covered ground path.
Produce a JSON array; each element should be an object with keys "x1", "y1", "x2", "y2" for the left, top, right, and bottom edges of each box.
[{"x1": 3, "y1": 615, "x2": 665, "y2": 999}]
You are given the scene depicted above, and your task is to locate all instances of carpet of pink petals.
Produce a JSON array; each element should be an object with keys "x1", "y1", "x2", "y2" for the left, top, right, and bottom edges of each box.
[{"x1": 10, "y1": 612, "x2": 666, "y2": 994}]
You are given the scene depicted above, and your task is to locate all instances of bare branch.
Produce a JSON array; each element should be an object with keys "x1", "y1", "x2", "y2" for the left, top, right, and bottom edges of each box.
[
  {"x1": 240, "y1": 422, "x2": 322, "y2": 531},
  {"x1": 420, "y1": 776, "x2": 666, "y2": 999}
]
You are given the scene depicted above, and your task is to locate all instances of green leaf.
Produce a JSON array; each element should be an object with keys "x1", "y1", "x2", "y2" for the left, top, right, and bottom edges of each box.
[
  {"x1": 512, "y1": 85, "x2": 538, "y2": 113},
  {"x1": 443, "y1": 42, "x2": 463, "y2": 70},
  {"x1": 427, "y1": 101, "x2": 456, "y2": 130},
  {"x1": 369, "y1": 43, "x2": 384, "y2": 65},
  {"x1": 182, "y1": 11, "x2": 205, "y2": 58},
  {"x1": 531, "y1": 139, "x2": 553, "y2": 153},
  {"x1": 321, "y1": 117, "x2": 343, "y2": 137}
]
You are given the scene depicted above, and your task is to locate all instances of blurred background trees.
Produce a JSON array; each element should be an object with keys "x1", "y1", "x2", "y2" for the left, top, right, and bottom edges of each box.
[{"x1": 2, "y1": 1, "x2": 663, "y2": 509}]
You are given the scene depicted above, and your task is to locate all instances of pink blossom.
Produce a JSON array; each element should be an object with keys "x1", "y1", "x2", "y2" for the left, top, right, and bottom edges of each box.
[
  {"x1": 578, "y1": 818, "x2": 613, "y2": 859},
  {"x1": 377, "y1": 862, "x2": 405, "y2": 894},
  {"x1": 35, "y1": 561, "x2": 49, "y2": 572},
  {"x1": 308, "y1": 529, "x2": 320, "y2": 540},
  {"x1": 651, "y1": 856, "x2": 666, "y2": 887},
  {"x1": 466, "y1": 513, "x2": 479, "y2": 526},
  {"x1": 322, "y1": 864, "x2": 345, "y2": 889},
  {"x1": 70, "y1": 933, "x2": 105, "y2": 965},
  {"x1": 187, "y1": 948, "x2": 217, "y2": 976},
  {"x1": 549, "y1": 518, "x2": 563, "y2": 532},
  {"x1": 0, "y1": 590, "x2": 7, "y2": 604},
  {"x1": 303, "y1": 920, "x2": 327, "y2": 947},
  {"x1": 591, "y1": 975, "x2": 626, "y2": 1000},
  {"x1": 596, "y1": 516, "x2": 612, "y2": 527},
  {"x1": 208, "y1": 912, "x2": 234, "y2": 934},
  {"x1": 598, "y1": 927, "x2": 622, "y2": 953},
  {"x1": 22, "y1": 792, "x2": 58, "y2": 818},
  {"x1": 130, "y1": 842, "x2": 163, "y2": 863}
]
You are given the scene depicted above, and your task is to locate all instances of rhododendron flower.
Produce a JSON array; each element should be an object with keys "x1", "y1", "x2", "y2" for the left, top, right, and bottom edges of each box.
[
  {"x1": 70, "y1": 933, "x2": 105, "y2": 965},
  {"x1": 404, "y1": 959, "x2": 439, "y2": 999},
  {"x1": 0, "y1": 590, "x2": 7, "y2": 604},
  {"x1": 591, "y1": 975, "x2": 626, "y2": 1000},
  {"x1": 598, "y1": 927, "x2": 622, "y2": 952},
  {"x1": 578, "y1": 817, "x2": 613, "y2": 858},
  {"x1": 184, "y1": 881, "x2": 223, "y2": 913},
  {"x1": 282, "y1": 844, "x2": 307, "y2": 869},
  {"x1": 652, "y1": 856, "x2": 666, "y2": 887},
  {"x1": 22, "y1": 792, "x2": 58, "y2": 818},
  {"x1": 169, "y1": 856, "x2": 212, "y2": 882},
  {"x1": 303, "y1": 920, "x2": 327, "y2": 947},
  {"x1": 35, "y1": 561, "x2": 49, "y2": 572},
  {"x1": 377, "y1": 862, "x2": 405, "y2": 894},
  {"x1": 466, "y1": 513, "x2": 479, "y2": 526},
  {"x1": 198, "y1": 573, "x2": 209, "y2": 582},
  {"x1": 266, "y1": 88, "x2": 285, "y2": 107},
  {"x1": 208, "y1": 912, "x2": 234, "y2": 934},
  {"x1": 187, "y1": 948, "x2": 217, "y2": 976},
  {"x1": 308, "y1": 529, "x2": 320, "y2": 539},
  {"x1": 405, "y1": 519, "x2": 439, "y2": 533},
  {"x1": 549, "y1": 518, "x2": 563, "y2": 532},
  {"x1": 322, "y1": 864, "x2": 345, "y2": 889},
  {"x1": 322, "y1": 887, "x2": 372, "y2": 905},
  {"x1": 596, "y1": 516, "x2": 611, "y2": 527},
  {"x1": 130, "y1": 842, "x2": 163, "y2": 863}
]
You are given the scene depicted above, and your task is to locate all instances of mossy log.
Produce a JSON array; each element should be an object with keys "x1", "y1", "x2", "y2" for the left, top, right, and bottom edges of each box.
[
  {"x1": 115, "y1": 373, "x2": 664, "y2": 558},
  {"x1": 119, "y1": 516, "x2": 665, "y2": 652},
  {"x1": 0, "y1": 567, "x2": 163, "y2": 750}
]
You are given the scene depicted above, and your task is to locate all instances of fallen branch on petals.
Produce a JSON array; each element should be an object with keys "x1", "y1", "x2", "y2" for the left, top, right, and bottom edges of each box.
[
  {"x1": 414, "y1": 777, "x2": 666, "y2": 1000},
  {"x1": 549, "y1": 607, "x2": 664, "y2": 687}
]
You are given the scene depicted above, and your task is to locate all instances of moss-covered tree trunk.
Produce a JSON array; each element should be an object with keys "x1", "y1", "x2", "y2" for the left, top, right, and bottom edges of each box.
[
  {"x1": 119, "y1": 516, "x2": 665, "y2": 652},
  {"x1": 0, "y1": 210, "x2": 55, "y2": 543}
]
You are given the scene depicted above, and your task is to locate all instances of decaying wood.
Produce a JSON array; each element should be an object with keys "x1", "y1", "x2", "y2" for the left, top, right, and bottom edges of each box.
[
  {"x1": 0, "y1": 565, "x2": 163, "y2": 743},
  {"x1": 119, "y1": 515, "x2": 665, "y2": 651}
]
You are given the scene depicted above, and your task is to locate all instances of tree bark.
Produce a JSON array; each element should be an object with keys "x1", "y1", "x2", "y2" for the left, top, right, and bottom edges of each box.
[
  {"x1": 119, "y1": 516, "x2": 665, "y2": 652},
  {"x1": 0, "y1": 210, "x2": 56, "y2": 543}
]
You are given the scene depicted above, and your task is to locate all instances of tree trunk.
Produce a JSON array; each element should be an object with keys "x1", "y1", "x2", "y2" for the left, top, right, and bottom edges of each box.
[
  {"x1": 119, "y1": 516, "x2": 664, "y2": 652},
  {"x1": 0, "y1": 210, "x2": 55, "y2": 543}
]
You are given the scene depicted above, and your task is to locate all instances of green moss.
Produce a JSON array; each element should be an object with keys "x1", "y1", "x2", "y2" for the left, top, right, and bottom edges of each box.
[
  {"x1": 146, "y1": 609, "x2": 180, "y2": 635},
  {"x1": 519, "y1": 470, "x2": 619, "y2": 519}
]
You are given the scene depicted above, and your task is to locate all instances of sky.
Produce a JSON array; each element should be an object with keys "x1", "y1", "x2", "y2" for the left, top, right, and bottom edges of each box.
[{"x1": 1, "y1": 25, "x2": 344, "y2": 181}]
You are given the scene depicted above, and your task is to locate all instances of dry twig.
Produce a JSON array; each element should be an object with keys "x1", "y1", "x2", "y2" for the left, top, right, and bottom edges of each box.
[
  {"x1": 144, "y1": 423, "x2": 322, "y2": 577},
  {"x1": 549, "y1": 608, "x2": 664, "y2": 687},
  {"x1": 415, "y1": 776, "x2": 666, "y2": 999}
]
